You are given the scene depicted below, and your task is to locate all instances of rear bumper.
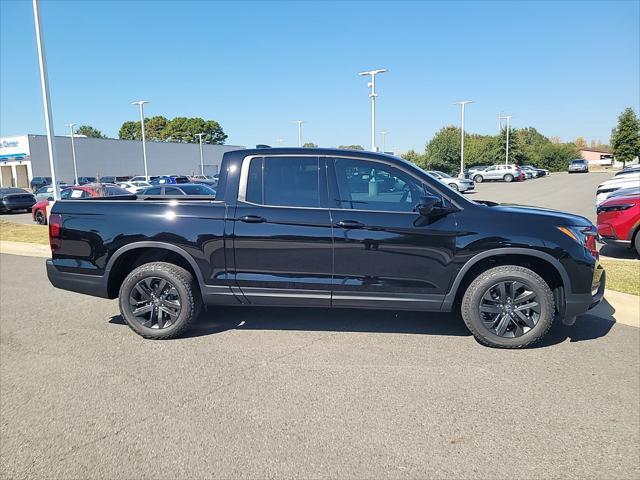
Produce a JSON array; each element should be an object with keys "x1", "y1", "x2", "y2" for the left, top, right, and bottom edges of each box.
[
  {"x1": 46, "y1": 260, "x2": 110, "y2": 298},
  {"x1": 564, "y1": 270, "x2": 606, "y2": 318},
  {"x1": 1, "y1": 201, "x2": 35, "y2": 211}
]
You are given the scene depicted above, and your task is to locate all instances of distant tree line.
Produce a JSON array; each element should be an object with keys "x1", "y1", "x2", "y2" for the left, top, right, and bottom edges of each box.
[
  {"x1": 403, "y1": 126, "x2": 582, "y2": 173},
  {"x1": 118, "y1": 116, "x2": 227, "y2": 144},
  {"x1": 404, "y1": 107, "x2": 639, "y2": 173}
]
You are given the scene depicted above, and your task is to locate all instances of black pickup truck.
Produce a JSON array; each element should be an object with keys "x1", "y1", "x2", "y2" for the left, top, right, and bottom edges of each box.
[{"x1": 47, "y1": 148, "x2": 605, "y2": 348}]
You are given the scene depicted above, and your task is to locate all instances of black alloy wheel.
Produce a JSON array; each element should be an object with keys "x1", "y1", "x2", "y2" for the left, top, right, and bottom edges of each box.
[
  {"x1": 478, "y1": 280, "x2": 540, "y2": 338},
  {"x1": 128, "y1": 276, "x2": 182, "y2": 329}
]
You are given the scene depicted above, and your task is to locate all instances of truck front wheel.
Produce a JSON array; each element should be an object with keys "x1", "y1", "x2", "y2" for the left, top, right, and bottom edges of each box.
[
  {"x1": 460, "y1": 265, "x2": 555, "y2": 348},
  {"x1": 118, "y1": 262, "x2": 201, "y2": 339}
]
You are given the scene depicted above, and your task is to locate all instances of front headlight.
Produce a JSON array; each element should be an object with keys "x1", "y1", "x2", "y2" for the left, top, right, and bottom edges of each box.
[{"x1": 557, "y1": 225, "x2": 599, "y2": 258}]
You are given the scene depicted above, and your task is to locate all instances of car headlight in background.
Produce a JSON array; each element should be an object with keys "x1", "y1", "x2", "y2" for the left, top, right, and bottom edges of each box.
[{"x1": 557, "y1": 225, "x2": 599, "y2": 258}]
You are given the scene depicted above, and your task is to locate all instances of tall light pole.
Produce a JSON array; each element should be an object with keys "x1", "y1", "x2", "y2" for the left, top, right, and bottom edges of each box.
[
  {"x1": 455, "y1": 100, "x2": 473, "y2": 178},
  {"x1": 503, "y1": 115, "x2": 512, "y2": 165},
  {"x1": 292, "y1": 120, "x2": 304, "y2": 147},
  {"x1": 131, "y1": 100, "x2": 149, "y2": 179},
  {"x1": 195, "y1": 133, "x2": 205, "y2": 175},
  {"x1": 66, "y1": 123, "x2": 78, "y2": 185},
  {"x1": 358, "y1": 68, "x2": 387, "y2": 152},
  {"x1": 498, "y1": 111, "x2": 503, "y2": 131},
  {"x1": 32, "y1": 0, "x2": 60, "y2": 200},
  {"x1": 379, "y1": 131, "x2": 387, "y2": 153}
]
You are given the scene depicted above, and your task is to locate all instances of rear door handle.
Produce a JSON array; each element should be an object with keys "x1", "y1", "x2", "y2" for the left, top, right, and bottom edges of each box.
[
  {"x1": 336, "y1": 220, "x2": 365, "y2": 229},
  {"x1": 239, "y1": 215, "x2": 266, "y2": 223}
]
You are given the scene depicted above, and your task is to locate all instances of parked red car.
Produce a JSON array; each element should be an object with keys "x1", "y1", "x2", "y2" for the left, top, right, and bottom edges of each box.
[
  {"x1": 32, "y1": 184, "x2": 130, "y2": 225},
  {"x1": 597, "y1": 194, "x2": 640, "y2": 255}
]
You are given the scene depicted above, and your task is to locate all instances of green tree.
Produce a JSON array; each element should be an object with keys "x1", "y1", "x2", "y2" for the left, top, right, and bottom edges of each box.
[
  {"x1": 164, "y1": 117, "x2": 227, "y2": 144},
  {"x1": 75, "y1": 125, "x2": 106, "y2": 138},
  {"x1": 496, "y1": 127, "x2": 525, "y2": 165},
  {"x1": 423, "y1": 126, "x2": 460, "y2": 173},
  {"x1": 145, "y1": 116, "x2": 169, "y2": 141},
  {"x1": 611, "y1": 107, "x2": 640, "y2": 167},
  {"x1": 537, "y1": 142, "x2": 581, "y2": 172},
  {"x1": 338, "y1": 144, "x2": 365, "y2": 150},
  {"x1": 401, "y1": 149, "x2": 424, "y2": 166},
  {"x1": 119, "y1": 121, "x2": 140, "y2": 140},
  {"x1": 303, "y1": 142, "x2": 318, "y2": 148},
  {"x1": 465, "y1": 134, "x2": 500, "y2": 166}
]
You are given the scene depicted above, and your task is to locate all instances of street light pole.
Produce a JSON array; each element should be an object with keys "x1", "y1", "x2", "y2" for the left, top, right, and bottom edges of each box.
[
  {"x1": 292, "y1": 120, "x2": 304, "y2": 147},
  {"x1": 379, "y1": 131, "x2": 387, "y2": 153},
  {"x1": 358, "y1": 69, "x2": 387, "y2": 152},
  {"x1": 131, "y1": 100, "x2": 149, "y2": 180},
  {"x1": 195, "y1": 133, "x2": 205, "y2": 176},
  {"x1": 66, "y1": 123, "x2": 78, "y2": 185},
  {"x1": 454, "y1": 100, "x2": 473, "y2": 178},
  {"x1": 503, "y1": 115, "x2": 512, "y2": 165},
  {"x1": 32, "y1": 0, "x2": 60, "y2": 200}
]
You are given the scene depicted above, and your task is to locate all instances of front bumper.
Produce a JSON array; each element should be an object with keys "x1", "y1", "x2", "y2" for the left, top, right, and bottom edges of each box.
[
  {"x1": 47, "y1": 260, "x2": 110, "y2": 298},
  {"x1": 564, "y1": 269, "x2": 606, "y2": 319}
]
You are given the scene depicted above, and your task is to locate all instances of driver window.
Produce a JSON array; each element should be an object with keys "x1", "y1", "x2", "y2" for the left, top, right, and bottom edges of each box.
[{"x1": 333, "y1": 158, "x2": 434, "y2": 212}]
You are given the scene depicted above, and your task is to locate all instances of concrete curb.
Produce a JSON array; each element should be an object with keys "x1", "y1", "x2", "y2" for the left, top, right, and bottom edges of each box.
[
  {"x1": 0, "y1": 240, "x2": 638, "y2": 327},
  {"x1": 0, "y1": 240, "x2": 50, "y2": 258},
  {"x1": 600, "y1": 289, "x2": 640, "y2": 328}
]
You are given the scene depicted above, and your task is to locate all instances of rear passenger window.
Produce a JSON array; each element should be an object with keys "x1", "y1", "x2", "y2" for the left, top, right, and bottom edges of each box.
[
  {"x1": 245, "y1": 156, "x2": 320, "y2": 208},
  {"x1": 165, "y1": 187, "x2": 182, "y2": 195}
]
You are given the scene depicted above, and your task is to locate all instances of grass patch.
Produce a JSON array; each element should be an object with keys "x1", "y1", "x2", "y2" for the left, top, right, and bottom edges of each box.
[
  {"x1": 0, "y1": 219, "x2": 49, "y2": 245},
  {"x1": 600, "y1": 258, "x2": 640, "y2": 296}
]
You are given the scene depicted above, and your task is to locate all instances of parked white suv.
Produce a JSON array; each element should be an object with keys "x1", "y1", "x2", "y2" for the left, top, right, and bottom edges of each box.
[{"x1": 472, "y1": 164, "x2": 523, "y2": 183}]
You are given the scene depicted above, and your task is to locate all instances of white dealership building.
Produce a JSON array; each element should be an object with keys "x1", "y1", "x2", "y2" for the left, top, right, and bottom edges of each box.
[{"x1": 0, "y1": 134, "x2": 244, "y2": 188}]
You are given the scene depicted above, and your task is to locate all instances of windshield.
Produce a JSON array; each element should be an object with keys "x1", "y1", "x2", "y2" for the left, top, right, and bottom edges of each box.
[{"x1": 434, "y1": 171, "x2": 451, "y2": 178}]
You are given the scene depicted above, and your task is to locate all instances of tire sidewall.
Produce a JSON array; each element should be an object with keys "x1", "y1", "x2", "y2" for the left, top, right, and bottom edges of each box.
[
  {"x1": 35, "y1": 210, "x2": 46, "y2": 225},
  {"x1": 119, "y1": 265, "x2": 194, "y2": 339},
  {"x1": 504, "y1": 174, "x2": 513, "y2": 182},
  {"x1": 463, "y1": 268, "x2": 554, "y2": 348},
  {"x1": 449, "y1": 183, "x2": 460, "y2": 191},
  {"x1": 474, "y1": 175, "x2": 483, "y2": 183}
]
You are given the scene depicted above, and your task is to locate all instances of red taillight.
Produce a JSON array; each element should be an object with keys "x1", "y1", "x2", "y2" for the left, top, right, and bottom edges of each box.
[{"x1": 49, "y1": 214, "x2": 62, "y2": 252}]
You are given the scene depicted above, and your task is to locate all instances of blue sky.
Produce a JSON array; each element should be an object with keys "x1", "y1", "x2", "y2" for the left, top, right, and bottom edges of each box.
[{"x1": 1, "y1": 0, "x2": 639, "y2": 153}]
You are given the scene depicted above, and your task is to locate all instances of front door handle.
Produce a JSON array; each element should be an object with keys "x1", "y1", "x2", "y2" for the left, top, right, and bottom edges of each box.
[
  {"x1": 336, "y1": 220, "x2": 365, "y2": 229},
  {"x1": 239, "y1": 215, "x2": 266, "y2": 223}
]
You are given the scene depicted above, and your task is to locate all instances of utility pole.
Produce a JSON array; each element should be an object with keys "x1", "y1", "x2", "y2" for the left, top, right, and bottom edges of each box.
[
  {"x1": 32, "y1": 0, "x2": 60, "y2": 200},
  {"x1": 66, "y1": 123, "x2": 78, "y2": 185},
  {"x1": 455, "y1": 101, "x2": 473, "y2": 178},
  {"x1": 358, "y1": 69, "x2": 387, "y2": 151},
  {"x1": 195, "y1": 133, "x2": 205, "y2": 176}
]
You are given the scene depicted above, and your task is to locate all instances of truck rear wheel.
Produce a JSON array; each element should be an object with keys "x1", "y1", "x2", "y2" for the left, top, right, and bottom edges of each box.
[
  {"x1": 460, "y1": 265, "x2": 554, "y2": 348},
  {"x1": 118, "y1": 262, "x2": 201, "y2": 339}
]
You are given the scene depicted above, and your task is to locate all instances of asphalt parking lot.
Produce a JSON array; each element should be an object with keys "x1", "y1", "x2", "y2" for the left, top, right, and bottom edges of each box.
[{"x1": 1, "y1": 171, "x2": 639, "y2": 479}]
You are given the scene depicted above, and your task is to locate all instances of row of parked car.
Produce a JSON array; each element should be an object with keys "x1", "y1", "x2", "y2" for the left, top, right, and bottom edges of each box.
[
  {"x1": 465, "y1": 164, "x2": 549, "y2": 183},
  {"x1": 595, "y1": 165, "x2": 640, "y2": 256}
]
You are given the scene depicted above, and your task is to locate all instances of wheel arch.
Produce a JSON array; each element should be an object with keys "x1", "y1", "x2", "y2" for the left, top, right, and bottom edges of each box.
[
  {"x1": 105, "y1": 242, "x2": 204, "y2": 299},
  {"x1": 443, "y1": 248, "x2": 571, "y2": 311}
]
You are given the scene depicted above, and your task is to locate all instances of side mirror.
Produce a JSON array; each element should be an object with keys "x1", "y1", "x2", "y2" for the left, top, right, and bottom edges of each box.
[{"x1": 415, "y1": 195, "x2": 441, "y2": 216}]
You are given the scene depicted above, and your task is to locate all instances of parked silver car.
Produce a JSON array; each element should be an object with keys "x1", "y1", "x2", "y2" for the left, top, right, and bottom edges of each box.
[
  {"x1": 471, "y1": 164, "x2": 523, "y2": 183},
  {"x1": 568, "y1": 159, "x2": 589, "y2": 173},
  {"x1": 427, "y1": 170, "x2": 475, "y2": 192}
]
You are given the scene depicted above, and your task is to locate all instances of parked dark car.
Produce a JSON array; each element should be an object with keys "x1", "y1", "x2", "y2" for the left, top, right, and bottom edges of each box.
[
  {"x1": 47, "y1": 148, "x2": 604, "y2": 348},
  {"x1": 30, "y1": 176, "x2": 53, "y2": 192},
  {"x1": 149, "y1": 175, "x2": 190, "y2": 185},
  {"x1": 77, "y1": 176, "x2": 98, "y2": 185},
  {"x1": 139, "y1": 184, "x2": 216, "y2": 196},
  {"x1": 0, "y1": 187, "x2": 36, "y2": 213}
]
